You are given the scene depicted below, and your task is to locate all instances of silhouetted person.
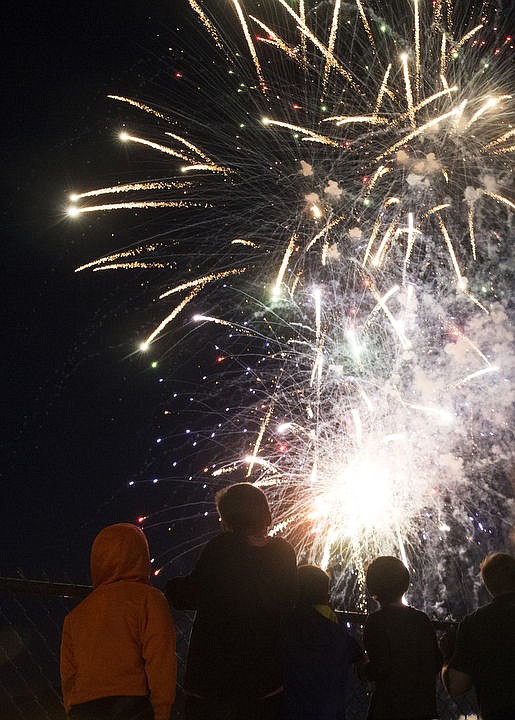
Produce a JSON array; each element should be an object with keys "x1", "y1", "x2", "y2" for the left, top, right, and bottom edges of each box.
[
  {"x1": 361, "y1": 556, "x2": 441, "y2": 720},
  {"x1": 441, "y1": 552, "x2": 515, "y2": 720},
  {"x1": 282, "y1": 564, "x2": 364, "y2": 720},
  {"x1": 166, "y1": 482, "x2": 296, "y2": 720},
  {"x1": 60, "y1": 523, "x2": 176, "y2": 720}
]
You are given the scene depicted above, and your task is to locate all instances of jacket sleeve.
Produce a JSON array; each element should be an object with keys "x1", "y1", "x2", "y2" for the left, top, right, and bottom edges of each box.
[
  {"x1": 165, "y1": 541, "x2": 214, "y2": 610},
  {"x1": 447, "y1": 617, "x2": 474, "y2": 676},
  {"x1": 142, "y1": 590, "x2": 177, "y2": 720},
  {"x1": 165, "y1": 574, "x2": 200, "y2": 610},
  {"x1": 60, "y1": 615, "x2": 75, "y2": 714}
]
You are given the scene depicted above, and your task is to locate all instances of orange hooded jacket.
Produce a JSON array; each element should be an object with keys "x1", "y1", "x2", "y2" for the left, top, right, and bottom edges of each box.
[{"x1": 60, "y1": 523, "x2": 176, "y2": 720}]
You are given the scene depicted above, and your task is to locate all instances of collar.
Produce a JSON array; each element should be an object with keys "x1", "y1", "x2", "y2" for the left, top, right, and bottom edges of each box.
[{"x1": 314, "y1": 604, "x2": 339, "y2": 624}]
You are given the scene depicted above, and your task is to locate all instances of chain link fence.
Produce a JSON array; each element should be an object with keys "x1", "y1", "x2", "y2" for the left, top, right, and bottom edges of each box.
[{"x1": 0, "y1": 577, "x2": 479, "y2": 719}]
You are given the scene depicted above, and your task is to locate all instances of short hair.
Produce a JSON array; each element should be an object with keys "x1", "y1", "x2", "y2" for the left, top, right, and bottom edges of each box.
[
  {"x1": 365, "y1": 556, "x2": 410, "y2": 605},
  {"x1": 297, "y1": 565, "x2": 330, "y2": 605},
  {"x1": 480, "y1": 552, "x2": 515, "y2": 597},
  {"x1": 215, "y1": 482, "x2": 272, "y2": 534}
]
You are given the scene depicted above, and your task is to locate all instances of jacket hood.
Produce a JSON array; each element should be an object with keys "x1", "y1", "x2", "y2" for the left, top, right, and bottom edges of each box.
[{"x1": 90, "y1": 523, "x2": 151, "y2": 587}]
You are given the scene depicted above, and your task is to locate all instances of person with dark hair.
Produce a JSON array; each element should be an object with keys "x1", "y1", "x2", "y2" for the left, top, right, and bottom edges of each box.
[
  {"x1": 166, "y1": 482, "x2": 296, "y2": 720},
  {"x1": 441, "y1": 552, "x2": 515, "y2": 720},
  {"x1": 361, "y1": 556, "x2": 441, "y2": 720},
  {"x1": 60, "y1": 523, "x2": 176, "y2": 720},
  {"x1": 282, "y1": 564, "x2": 364, "y2": 720}
]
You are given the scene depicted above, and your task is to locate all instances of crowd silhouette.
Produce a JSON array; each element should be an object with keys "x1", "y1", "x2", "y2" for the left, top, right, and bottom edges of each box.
[{"x1": 60, "y1": 483, "x2": 515, "y2": 720}]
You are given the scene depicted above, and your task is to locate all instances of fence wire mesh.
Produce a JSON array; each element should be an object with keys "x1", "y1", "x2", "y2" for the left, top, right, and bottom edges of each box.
[{"x1": 0, "y1": 577, "x2": 479, "y2": 719}]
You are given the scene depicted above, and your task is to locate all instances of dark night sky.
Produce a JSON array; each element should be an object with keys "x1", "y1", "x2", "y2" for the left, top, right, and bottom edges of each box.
[{"x1": 2, "y1": 0, "x2": 189, "y2": 578}]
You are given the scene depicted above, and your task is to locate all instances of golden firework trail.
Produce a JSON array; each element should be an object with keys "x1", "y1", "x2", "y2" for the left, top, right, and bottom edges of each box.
[
  {"x1": 440, "y1": 33, "x2": 448, "y2": 73},
  {"x1": 250, "y1": 15, "x2": 302, "y2": 64},
  {"x1": 401, "y1": 53, "x2": 416, "y2": 129},
  {"x1": 455, "y1": 24, "x2": 483, "y2": 51},
  {"x1": 423, "y1": 204, "x2": 452, "y2": 218},
  {"x1": 435, "y1": 212, "x2": 465, "y2": 288},
  {"x1": 246, "y1": 402, "x2": 275, "y2": 476},
  {"x1": 363, "y1": 165, "x2": 390, "y2": 197},
  {"x1": 299, "y1": 0, "x2": 307, "y2": 65},
  {"x1": 355, "y1": 0, "x2": 376, "y2": 53},
  {"x1": 93, "y1": 262, "x2": 169, "y2": 271},
  {"x1": 231, "y1": 0, "x2": 267, "y2": 93},
  {"x1": 482, "y1": 191, "x2": 515, "y2": 212},
  {"x1": 75, "y1": 246, "x2": 167, "y2": 273},
  {"x1": 159, "y1": 268, "x2": 246, "y2": 300},
  {"x1": 375, "y1": 105, "x2": 463, "y2": 162},
  {"x1": 187, "y1": 0, "x2": 224, "y2": 50},
  {"x1": 108, "y1": 95, "x2": 169, "y2": 120},
  {"x1": 231, "y1": 238, "x2": 259, "y2": 248},
  {"x1": 414, "y1": 0, "x2": 421, "y2": 96},
  {"x1": 482, "y1": 128, "x2": 515, "y2": 150},
  {"x1": 372, "y1": 220, "x2": 398, "y2": 267},
  {"x1": 363, "y1": 216, "x2": 384, "y2": 266},
  {"x1": 400, "y1": 86, "x2": 458, "y2": 119},
  {"x1": 193, "y1": 314, "x2": 255, "y2": 336},
  {"x1": 468, "y1": 206, "x2": 477, "y2": 260},
  {"x1": 324, "y1": 115, "x2": 391, "y2": 126},
  {"x1": 140, "y1": 286, "x2": 203, "y2": 349},
  {"x1": 164, "y1": 131, "x2": 218, "y2": 166},
  {"x1": 321, "y1": 0, "x2": 342, "y2": 100},
  {"x1": 68, "y1": 200, "x2": 195, "y2": 216},
  {"x1": 273, "y1": 234, "x2": 297, "y2": 296},
  {"x1": 374, "y1": 64, "x2": 392, "y2": 115},
  {"x1": 263, "y1": 117, "x2": 341, "y2": 147},
  {"x1": 464, "y1": 96, "x2": 511, "y2": 130},
  {"x1": 69, "y1": 181, "x2": 189, "y2": 202},
  {"x1": 118, "y1": 132, "x2": 192, "y2": 162},
  {"x1": 275, "y1": 0, "x2": 360, "y2": 92}
]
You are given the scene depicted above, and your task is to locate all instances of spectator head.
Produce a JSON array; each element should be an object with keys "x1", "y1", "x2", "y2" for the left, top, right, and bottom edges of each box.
[
  {"x1": 480, "y1": 552, "x2": 515, "y2": 597},
  {"x1": 297, "y1": 565, "x2": 331, "y2": 606},
  {"x1": 215, "y1": 482, "x2": 272, "y2": 535},
  {"x1": 365, "y1": 556, "x2": 410, "y2": 606}
]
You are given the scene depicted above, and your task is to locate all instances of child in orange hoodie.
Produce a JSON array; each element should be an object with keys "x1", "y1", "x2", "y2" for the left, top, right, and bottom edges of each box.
[{"x1": 60, "y1": 523, "x2": 176, "y2": 720}]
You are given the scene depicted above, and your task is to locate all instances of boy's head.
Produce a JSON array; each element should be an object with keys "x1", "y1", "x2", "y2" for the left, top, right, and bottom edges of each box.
[
  {"x1": 90, "y1": 523, "x2": 150, "y2": 588},
  {"x1": 215, "y1": 482, "x2": 272, "y2": 535},
  {"x1": 480, "y1": 552, "x2": 515, "y2": 597},
  {"x1": 297, "y1": 564, "x2": 331, "y2": 606},
  {"x1": 365, "y1": 556, "x2": 409, "y2": 605}
]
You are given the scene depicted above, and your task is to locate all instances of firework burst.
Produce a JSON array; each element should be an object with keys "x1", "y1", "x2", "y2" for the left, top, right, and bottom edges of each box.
[{"x1": 68, "y1": 0, "x2": 513, "y2": 610}]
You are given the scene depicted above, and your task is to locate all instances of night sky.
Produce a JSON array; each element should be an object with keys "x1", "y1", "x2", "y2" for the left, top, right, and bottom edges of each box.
[{"x1": 3, "y1": 0, "x2": 190, "y2": 579}]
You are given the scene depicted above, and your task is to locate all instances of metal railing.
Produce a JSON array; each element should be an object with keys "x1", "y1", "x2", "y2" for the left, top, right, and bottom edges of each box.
[{"x1": 0, "y1": 577, "x2": 477, "y2": 720}]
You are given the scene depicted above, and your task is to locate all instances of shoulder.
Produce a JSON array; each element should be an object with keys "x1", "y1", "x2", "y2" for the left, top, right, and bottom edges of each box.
[
  {"x1": 365, "y1": 608, "x2": 385, "y2": 627},
  {"x1": 267, "y1": 536, "x2": 296, "y2": 558},
  {"x1": 195, "y1": 532, "x2": 231, "y2": 562},
  {"x1": 458, "y1": 600, "x2": 497, "y2": 630},
  {"x1": 200, "y1": 532, "x2": 234, "y2": 554},
  {"x1": 365, "y1": 606, "x2": 433, "y2": 629},
  {"x1": 407, "y1": 606, "x2": 433, "y2": 623},
  {"x1": 144, "y1": 584, "x2": 169, "y2": 603}
]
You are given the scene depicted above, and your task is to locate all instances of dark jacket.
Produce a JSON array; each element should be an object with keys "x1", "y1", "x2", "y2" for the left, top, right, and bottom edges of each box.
[
  {"x1": 363, "y1": 605, "x2": 441, "y2": 720},
  {"x1": 448, "y1": 591, "x2": 515, "y2": 720},
  {"x1": 283, "y1": 605, "x2": 364, "y2": 720},
  {"x1": 167, "y1": 531, "x2": 296, "y2": 700}
]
